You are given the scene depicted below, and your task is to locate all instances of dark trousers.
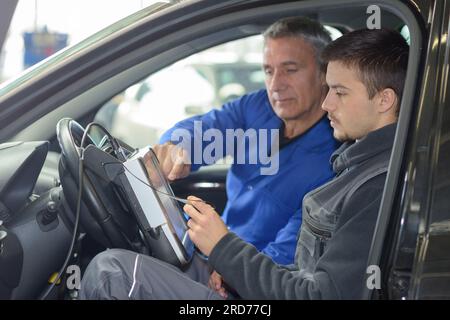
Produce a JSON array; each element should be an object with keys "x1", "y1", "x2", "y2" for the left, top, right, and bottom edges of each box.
[{"x1": 79, "y1": 248, "x2": 224, "y2": 300}]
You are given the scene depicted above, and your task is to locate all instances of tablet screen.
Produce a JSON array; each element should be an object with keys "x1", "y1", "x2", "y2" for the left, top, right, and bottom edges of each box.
[{"x1": 144, "y1": 149, "x2": 188, "y2": 242}]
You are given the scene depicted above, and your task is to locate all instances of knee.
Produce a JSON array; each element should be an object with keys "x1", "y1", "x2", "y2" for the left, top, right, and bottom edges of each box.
[
  {"x1": 80, "y1": 249, "x2": 136, "y2": 300},
  {"x1": 93, "y1": 249, "x2": 134, "y2": 273}
]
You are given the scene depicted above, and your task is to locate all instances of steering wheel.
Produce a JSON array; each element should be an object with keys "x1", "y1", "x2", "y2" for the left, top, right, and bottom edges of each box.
[{"x1": 56, "y1": 118, "x2": 138, "y2": 250}]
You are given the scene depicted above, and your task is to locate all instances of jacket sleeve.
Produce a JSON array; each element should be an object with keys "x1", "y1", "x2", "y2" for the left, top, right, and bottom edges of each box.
[
  {"x1": 158, "y1": 93, "x2": 254, "y2": 171},
  {"x1": 208, "y1": 175, "x2": 385, "y2": 299}
]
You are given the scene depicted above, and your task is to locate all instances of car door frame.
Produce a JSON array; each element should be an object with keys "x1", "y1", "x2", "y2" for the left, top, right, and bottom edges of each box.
[{"x1": 365, "y1": 0, "x2": 450, "y2": 300}]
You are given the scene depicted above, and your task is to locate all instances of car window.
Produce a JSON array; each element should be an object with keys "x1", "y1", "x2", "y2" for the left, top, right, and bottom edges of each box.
[
  {"x1": 94, "y1": 26, "x2": 343, "y2": 149},
  {"x1": 94, "y1": 35, "x2": 264, "y2": 148},
  {"x1": 400, "y1": 25, "x2": 411, "y2": 45}
]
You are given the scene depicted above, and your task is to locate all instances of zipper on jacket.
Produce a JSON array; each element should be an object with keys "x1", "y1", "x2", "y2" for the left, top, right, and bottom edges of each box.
[
  {"x1": 304, "y1": 215, "x2": 333, "y2": 238},
  {"x1": 318, "y1": 238, "x2": 326, "y2": 257},
  {"x1": 303, "y1": 216, "x2": 332, "y2": 257}
]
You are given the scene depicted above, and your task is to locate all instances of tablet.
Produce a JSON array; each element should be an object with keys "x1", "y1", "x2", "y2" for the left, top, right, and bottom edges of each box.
[{"x1": 122, "y1": 147, "x2": 194, "y2": 267}]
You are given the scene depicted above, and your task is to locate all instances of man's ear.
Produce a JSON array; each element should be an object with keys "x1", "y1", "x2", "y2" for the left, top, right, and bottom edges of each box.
[{"x1": 377, "y1": 88, "x2": 398, "y2": 114}]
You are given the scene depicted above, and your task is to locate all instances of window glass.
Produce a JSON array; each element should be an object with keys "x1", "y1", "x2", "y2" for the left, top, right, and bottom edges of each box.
[
  {"x1": 94, "y1": 25, "x2": 343, "y2": 148},
  {"x1": 0, "y1": 0, "x2": 160, "y2": 83},
  {"x1": 324, "y1": 25, "x2": 343, "y2": 40},
  {"x1": 400, "y1": 25, "x2": 411, "y2": 45},
  {"x1": 95, "y1": 35, "x2": 265, "y2": 148}
]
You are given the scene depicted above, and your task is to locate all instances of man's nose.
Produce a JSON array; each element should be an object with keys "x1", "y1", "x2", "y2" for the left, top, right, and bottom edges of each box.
[
  {"x1": 321, "y1": 91, "x2": 335, "y2": 112},
  {"x1": 268, "y1": 70, "x2": 287, "y2": 91}
]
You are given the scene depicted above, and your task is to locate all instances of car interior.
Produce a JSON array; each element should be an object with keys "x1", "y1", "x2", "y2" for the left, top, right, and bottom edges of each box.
[{"x1": 0, "y1": 0, "x2": 423, "y2": 299}]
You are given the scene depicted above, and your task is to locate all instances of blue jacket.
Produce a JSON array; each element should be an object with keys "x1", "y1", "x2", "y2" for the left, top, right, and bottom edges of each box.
[{"x1": 160, "y1": 89, "x2": 339, "y2": 264}]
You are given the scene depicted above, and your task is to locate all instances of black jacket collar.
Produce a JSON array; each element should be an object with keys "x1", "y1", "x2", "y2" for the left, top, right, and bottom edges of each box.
[{"x1": 331, "y1": 123, "x2": 397, "y2": 175}]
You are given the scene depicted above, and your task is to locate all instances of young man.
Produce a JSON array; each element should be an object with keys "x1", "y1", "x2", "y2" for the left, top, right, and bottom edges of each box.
[{"x1": 80, "y1": 28, "x2": 409, "y2": 300}]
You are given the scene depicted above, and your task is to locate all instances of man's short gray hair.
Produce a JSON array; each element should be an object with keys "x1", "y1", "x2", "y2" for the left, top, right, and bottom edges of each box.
[{"x1": 263, "y1": 17, "x2": 332, "y2": 72}]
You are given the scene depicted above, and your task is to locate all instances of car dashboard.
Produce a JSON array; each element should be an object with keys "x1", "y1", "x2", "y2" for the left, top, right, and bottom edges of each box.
[{"x1": 0, "y1": 141, "x2": 73, "y2": 299}]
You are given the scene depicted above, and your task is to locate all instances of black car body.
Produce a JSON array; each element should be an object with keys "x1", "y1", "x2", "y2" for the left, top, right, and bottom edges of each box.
[{"x1": 0, "y1": 0, "x2": 449, "y2": 299}]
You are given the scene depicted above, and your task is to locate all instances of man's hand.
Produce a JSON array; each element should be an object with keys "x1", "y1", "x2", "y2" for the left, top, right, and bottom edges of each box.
[
  {"x1": 208, "y1": 270, "x2": 228, "y2": 299},
  {"x1": 183, "y1": 195, "x2": 228, "y2": 256},
  {"x1": 144, "y1": 142, "x2": 191, "y2": 181}
]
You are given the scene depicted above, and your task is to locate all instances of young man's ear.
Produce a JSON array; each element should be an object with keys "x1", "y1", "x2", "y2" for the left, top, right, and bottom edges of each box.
[{"x1": 377, "y1": 88, "x2": 398, "y2": 114}]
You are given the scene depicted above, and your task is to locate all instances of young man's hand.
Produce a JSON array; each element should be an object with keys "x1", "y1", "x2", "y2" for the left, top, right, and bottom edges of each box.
[
  {"x1": 208, "y1": 270, "x2": 228, "y2": 299},
  {"x1": 144, "y1": 142, "x2": 191, "y2": 181},
  {"x1": 183, "y1": 195, "x2": 228, "y2": 256}
]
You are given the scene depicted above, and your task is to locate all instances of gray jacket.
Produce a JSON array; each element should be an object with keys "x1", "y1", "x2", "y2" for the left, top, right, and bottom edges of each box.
[{"x1": 208, "y1": 123, "x2": 396, "y2": 299}]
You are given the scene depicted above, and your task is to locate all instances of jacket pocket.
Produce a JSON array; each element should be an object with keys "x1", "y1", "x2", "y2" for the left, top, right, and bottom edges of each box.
[
  {"x1": 297, "y1": 226, "x2": 318, "y2": 272},
  {"x1": 298, "y1": 226, "x2": 317, "y2": 257}
]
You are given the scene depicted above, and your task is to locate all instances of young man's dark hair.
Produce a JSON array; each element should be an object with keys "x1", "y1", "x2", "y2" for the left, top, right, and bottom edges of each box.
[
  {"x1": 322, "y1": 28, "x2": 409, "y2": 104},
  {"x1": 263, "y1": 16, "x2": 332, "y2": 71}
]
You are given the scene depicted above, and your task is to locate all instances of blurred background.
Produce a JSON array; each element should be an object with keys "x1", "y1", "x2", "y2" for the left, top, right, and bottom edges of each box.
[{"x1": 0, "y1": 0, "x2": 161, "y2": 83}]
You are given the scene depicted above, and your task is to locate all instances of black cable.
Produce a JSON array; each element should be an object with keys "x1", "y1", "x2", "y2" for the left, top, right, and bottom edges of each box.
[
  {"x1": 102, "y1": 161, "x2": 215, "y2": 209},
  {"x1": 80, "y1": 122, "x2": 211, "y2": 208},
  {"x1": 86, "y1": 122, "x2": 127, "y2": 161},
  {"x1": 39, "y1": 122, "x2": 96, "y2": 300},
  {"x1": 39, "y1": 147, "x2": 84, "y2": 300}
]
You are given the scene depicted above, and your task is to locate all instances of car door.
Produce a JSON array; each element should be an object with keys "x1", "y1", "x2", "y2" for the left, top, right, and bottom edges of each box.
[{"x1": 365, "y1": 0, "x2": 450, "y2": 300}]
